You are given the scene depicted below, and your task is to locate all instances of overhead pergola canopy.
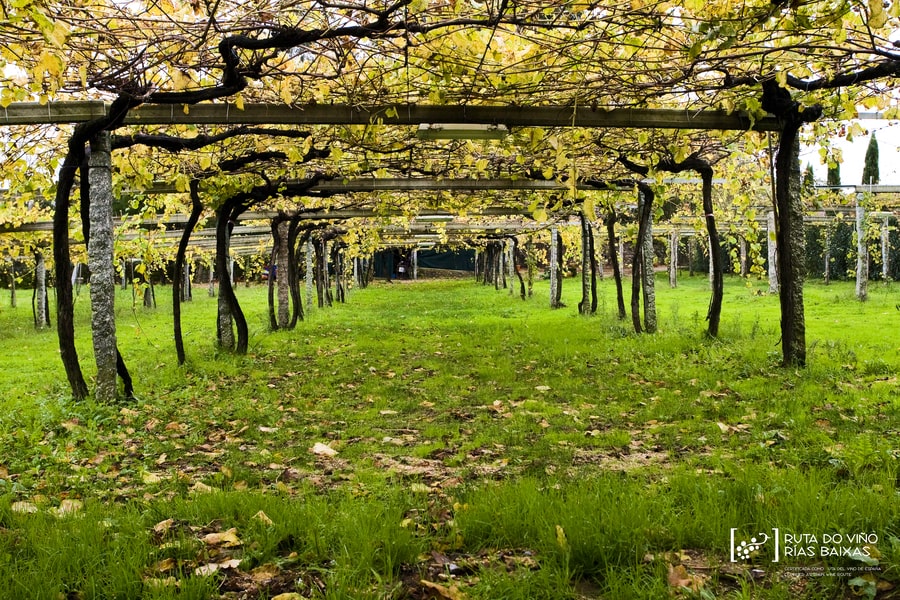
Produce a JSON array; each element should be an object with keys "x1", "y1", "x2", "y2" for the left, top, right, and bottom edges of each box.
[{"x1": 2, "y1": 0, "x2": 898, "y2": 261}]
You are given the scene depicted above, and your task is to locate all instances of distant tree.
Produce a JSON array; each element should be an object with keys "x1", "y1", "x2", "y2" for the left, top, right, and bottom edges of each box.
[
  {"x1": 827, "y1": 160, "x2": 841, "y2": 187},
  {"x1": 862, "y1": 134, "x2": 880, "y2": 185},
  {"x1": 802, "y1": 163, "x2": 815, "y2": 195}
]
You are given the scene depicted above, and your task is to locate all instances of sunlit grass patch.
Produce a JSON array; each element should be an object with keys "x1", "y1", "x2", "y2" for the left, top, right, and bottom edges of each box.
[{"x1": 0, "y1": 275, "x2": 899, "y2": 598}]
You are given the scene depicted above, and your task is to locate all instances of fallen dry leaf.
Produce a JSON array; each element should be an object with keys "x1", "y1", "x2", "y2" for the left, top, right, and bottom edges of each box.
[
  {"x1": 142, "y1": 472, "x2": 164, "y2": 484},
  {"x1": 194, "y1": 558, "x2": 241, "y2": 577},
  {"x1": 52, "y1": 499, "x2": 83, "y2": 517},
  {"x1": 250, "y1": 563, "x2": 280, "y2": 582},
  {"x1": 11, "y1": 501, "x2": 38, "y2": 514},
  {"x1": 153, "y1": 518, "x2": 175, "y2": 536},
  {"x1": 271, "y1": 594, "x2": 305, "y2": 600},
  {"x1": 143, "y1": 576, "x2": 176, "y2": 590},
  {"x1": 420, "y1": 579, "x2": 467, "y2": 600},
  {"x1": 203, "y1": 527, "x2": 242, "y2": 547},
  {"x1": 667, "y1": 564, "x2": 705, "y2": 592},
  {"x1": 190, "y1": 481, "x2": 214, "y2": 494},
  {"x1": 310, "y1": 442, "x2": 338, "y2": 457},
  {"x1": 154, "y1": 558, "x2": 177, "y2": 573}
]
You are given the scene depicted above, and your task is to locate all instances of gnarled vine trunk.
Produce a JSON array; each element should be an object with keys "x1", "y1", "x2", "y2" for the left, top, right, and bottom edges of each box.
[
  {"x1": 763, "y1": 81, "x2": 821, "y2": 367},
  {"x1": 606, "y1": 211, "x2": 627, "y2": 320},
  {"x1": 174, "y1": 180, "x2": 204, "y2": 365}
]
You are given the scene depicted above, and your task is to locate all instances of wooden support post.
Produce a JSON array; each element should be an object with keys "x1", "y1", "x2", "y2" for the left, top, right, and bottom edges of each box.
[
  {"x1": 882, "y1": 216, "x2": 890, "y2": 281},
  {"x1": 708, "y1": 235, "x2": 715, "y2": 290}
]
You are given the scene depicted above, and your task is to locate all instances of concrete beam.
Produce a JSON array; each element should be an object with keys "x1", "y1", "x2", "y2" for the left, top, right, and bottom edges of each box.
[{"x1": 0, "y1": 101, "x2": 782, "y2": 131}]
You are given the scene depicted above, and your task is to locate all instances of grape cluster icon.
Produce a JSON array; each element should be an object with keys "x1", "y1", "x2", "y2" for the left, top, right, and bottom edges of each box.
[{"x1": 734, "y1": 533, "x2": 769, "y2": 560}]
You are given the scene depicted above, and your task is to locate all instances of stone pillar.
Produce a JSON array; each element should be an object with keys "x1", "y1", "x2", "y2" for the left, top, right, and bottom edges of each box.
[
  {"x1": 856, "y1": 196, "x2": 868, "y2": 301},
  {"x1": 550, "y1": 227, "x2": 559, "y2": 308},
  {"x1": 35, "y1": 252, "x2": 49, "y2": 329},
  {"x1": 182, "y1": 259, "x2": 192, "y2": 302},
  {"x1": 618, "y1": 237, "x2": 625, "y2": 273},
  {"x1": 669, "y1": 230, "x2": 678, "y2": 288},
  {"x1": 87, "y1": 132, "x2": 117, "y2": 402},
  {"x1": 740, "y1": 236, "x2": 749, "y2": 277},
  {"x1": 767, "y1": 210, "x2": 778, "y2": 293},
  {"x1": 305, "y1": 238, "x2": 314, "y2": 311},
  {"x1": 276, "y1": 220, "x2": 290, "y2": 327}
]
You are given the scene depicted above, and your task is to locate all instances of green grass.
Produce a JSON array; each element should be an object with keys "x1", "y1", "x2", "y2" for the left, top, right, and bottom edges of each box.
[{"x1": 0, "y1": 274, "x2": 899, "y2": 599}]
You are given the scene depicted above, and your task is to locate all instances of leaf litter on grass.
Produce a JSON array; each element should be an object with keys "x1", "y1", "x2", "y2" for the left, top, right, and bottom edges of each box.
[{"x1": 3, "y1": 281, "x2": 900, "y2": 599}]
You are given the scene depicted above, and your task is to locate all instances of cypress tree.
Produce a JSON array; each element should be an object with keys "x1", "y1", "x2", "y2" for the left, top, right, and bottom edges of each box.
[
  {"x1": 862, "y1": 134, "x2": 879, "y2": 185},
  {"x1": 802, "y1": 163, "x2": 815, "y2": 195},
  {"x1": 826, "y1": 158, "x2": 841, "y2": 187}
]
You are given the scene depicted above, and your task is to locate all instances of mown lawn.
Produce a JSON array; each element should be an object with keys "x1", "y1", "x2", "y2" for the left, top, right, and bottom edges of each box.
[{"x1": 0, "y1": 274, "x2": 898, "y2": 599}]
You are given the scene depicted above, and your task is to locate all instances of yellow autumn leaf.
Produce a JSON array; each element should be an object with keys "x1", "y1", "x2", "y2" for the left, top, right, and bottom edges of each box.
[
  {"x1": 154, "y1": 558, "x2": 177, "y2": 573},
  {"x1": 869, "y1": 0, "x2": 888, "y2": 28},
  {"x1": 280, "y1": 80, "x2": 294, "y2": 105},
  {"x1": 250, "y1": 563, "x2": 280, "y2": 582},
  {"x1": 203, "y1": 527, "x2": 242, "y2": 547},
  {"x1": 253, "y1": 510, "x2": 274, "y2": 526},
  {"x1": 170, "y1": 69, "x2": 191, "y2": 91},
  {"x1": 555, "y1": 524, "x2": 568, "y2": 551}
]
